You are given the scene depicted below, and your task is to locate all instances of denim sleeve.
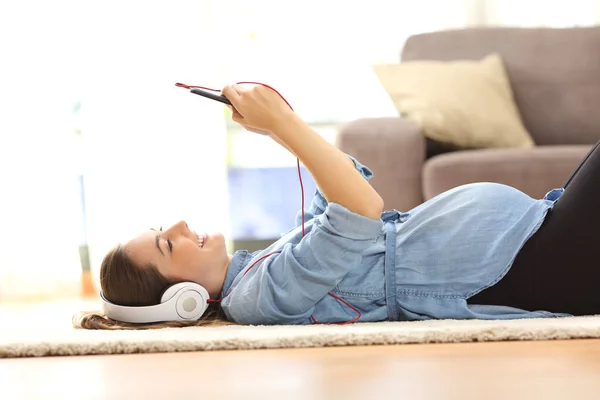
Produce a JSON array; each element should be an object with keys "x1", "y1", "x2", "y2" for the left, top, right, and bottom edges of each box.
[
  {"x1": 294, "y1": 155, "x2": 374, "y2": 227},
  {"x1": 221, "y1": 203, "x2": 384, "y2": 325}
]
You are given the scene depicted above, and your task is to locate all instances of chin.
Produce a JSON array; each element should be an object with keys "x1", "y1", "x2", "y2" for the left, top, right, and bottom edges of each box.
[
  {"x1": 212, "y1": 232, "x2": 225, "y2": 241},
  {"x1": 207, "y1": 232, "x2": 227, "y2": 253}
]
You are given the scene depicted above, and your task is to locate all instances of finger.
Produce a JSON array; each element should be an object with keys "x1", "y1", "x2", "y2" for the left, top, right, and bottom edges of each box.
[
  {"x1": 221, "y1": 84, "x2": 242, "y2": 107},
  {"x1": 226, "y1": 104, "x2": 242, "y2": 115},
  {"x1": 230, "y1": 109, "x2": 245, "y2": 125},
  {"x1": 231, "y1": 108, "x2": 243, "y2": 119},
  {"x1": 232, "y1": 83, "x2": 251, "y2": 94}
]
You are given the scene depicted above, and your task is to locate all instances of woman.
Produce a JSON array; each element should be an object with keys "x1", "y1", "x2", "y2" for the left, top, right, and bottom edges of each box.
[{"x1": 76, "y1": 83, "x2": 600, "y2": 330}]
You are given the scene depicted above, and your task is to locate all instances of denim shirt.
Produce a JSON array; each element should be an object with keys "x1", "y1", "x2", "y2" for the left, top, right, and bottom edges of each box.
[{"x1": 220, "y1": 157, "x2": 569, "y2": 325}]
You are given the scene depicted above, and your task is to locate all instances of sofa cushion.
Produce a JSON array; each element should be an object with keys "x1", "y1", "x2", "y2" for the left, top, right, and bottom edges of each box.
[
  {"x1": 402, "y1": 27, "x2": 600, "y2": 146},
  {"x1": 373, "y1": 54, "x2": 534, "y2": 150},
  {"x1": 422, "y1": 145, "x2": 593, "y2": 200}
]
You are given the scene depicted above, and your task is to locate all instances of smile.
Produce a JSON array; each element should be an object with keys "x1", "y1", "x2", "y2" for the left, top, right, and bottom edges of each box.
[{"x1": 196, "y1": 232, "x2": 207, "y2": 248}]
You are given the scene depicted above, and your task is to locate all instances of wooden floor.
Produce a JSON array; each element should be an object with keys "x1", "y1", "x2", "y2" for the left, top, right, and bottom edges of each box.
[{"x1": 2, "y1": 339, "x2": 600, "y2": 400}]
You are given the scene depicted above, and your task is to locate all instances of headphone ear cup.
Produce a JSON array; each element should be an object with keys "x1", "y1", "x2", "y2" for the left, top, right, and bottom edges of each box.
[
  {"x1": 160, "y1": 282, "x2": 210, "y2": 321},
  {"x1": 161, "y1": 282, "x2": 192, "y2": 303}
]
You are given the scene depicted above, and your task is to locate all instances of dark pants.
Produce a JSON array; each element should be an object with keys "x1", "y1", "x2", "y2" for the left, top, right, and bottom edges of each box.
[{"x1": 468, "y1": 141, "x2": 600, "y2": 316}]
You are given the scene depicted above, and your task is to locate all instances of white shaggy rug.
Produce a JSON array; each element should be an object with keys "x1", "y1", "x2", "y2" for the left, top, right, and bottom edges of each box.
[{"x1": 2, "y1": 300, "x2": 600, "y2": 358}]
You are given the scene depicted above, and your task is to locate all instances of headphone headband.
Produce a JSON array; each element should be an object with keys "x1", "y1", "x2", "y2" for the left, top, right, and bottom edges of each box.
[{"x1": 100, "y1": 282, "x2": 210, "y2": 324}]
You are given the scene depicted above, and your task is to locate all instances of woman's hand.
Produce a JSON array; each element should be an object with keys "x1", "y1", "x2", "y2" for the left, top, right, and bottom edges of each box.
[
  {"x1": 227, "y1": 106, "x2": 271, "y2": 136},
  {"x1": 228, "y1": 105, "x2": 296, "y2": 155},
  {"x1": 221, "y1": 84, "x2": 295, "y2": 133}
]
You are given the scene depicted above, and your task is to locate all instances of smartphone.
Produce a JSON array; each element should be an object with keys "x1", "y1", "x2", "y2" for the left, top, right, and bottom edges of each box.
[{"x1": 190, "y1": 88, "x2": 232, "y2": 105}]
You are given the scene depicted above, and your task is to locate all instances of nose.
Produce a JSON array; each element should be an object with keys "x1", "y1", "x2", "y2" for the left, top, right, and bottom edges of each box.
[{"x1": 165, "y1": 220, "x2": 188, "y2": 235}]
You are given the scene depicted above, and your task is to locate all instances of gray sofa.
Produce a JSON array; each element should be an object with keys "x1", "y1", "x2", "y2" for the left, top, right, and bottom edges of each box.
[{"x1": 336, "y1": 27, "x2": 600, "y2": 212}]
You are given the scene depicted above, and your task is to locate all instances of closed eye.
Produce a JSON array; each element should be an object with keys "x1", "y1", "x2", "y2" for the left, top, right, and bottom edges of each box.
[{"x1": 150, "y1": 228, "x2": 171, "y2": 255}]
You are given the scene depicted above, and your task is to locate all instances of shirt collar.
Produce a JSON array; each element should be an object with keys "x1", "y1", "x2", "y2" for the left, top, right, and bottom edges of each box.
[{"x1": 220, "y1": 250, "x2": 250, "y2": 298}]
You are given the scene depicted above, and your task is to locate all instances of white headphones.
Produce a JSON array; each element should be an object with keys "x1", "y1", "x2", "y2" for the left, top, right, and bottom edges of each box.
[{"x1": 100, "y1": 282, "x2": 210, "y2": 324}]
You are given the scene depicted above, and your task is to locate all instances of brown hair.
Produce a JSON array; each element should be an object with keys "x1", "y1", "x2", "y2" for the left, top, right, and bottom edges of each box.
[{"x1": 73, "y1": 245, "x2": 233, "y2": 330}]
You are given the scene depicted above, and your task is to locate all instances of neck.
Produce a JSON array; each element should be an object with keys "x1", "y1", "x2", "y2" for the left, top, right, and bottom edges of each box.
[{"x1": 210, "y1": 254, "x2": 233, "y2": 299}]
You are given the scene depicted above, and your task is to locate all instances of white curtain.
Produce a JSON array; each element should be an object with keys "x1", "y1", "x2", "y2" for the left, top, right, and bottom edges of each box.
[
  {"x1": 0, "y1": 1, "x2": 83, "y2": 300},
  {"x1": 0, "y1": 0, "x2": 230, "y2": 300},
  {"x1": 77, "y1": 1, "x2": 230, "y2": 292}
]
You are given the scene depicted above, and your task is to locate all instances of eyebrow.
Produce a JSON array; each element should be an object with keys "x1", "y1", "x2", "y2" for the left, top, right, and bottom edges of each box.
[{"x1": 155, "y1": 235, "x2": 164, "y2": 256}]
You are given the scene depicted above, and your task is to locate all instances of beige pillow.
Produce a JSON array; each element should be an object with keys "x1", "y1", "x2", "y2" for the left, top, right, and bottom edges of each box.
[{"x1": 373, "y1": 54, "x2": 534, "y2": 149}]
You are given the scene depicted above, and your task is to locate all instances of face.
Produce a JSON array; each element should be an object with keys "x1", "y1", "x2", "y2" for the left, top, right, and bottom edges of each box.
[{"x1": 124, "y1": 220, "x2": 232, "y2": 299}]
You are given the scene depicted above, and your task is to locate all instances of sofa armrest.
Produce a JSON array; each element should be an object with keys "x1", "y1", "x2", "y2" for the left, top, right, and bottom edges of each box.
[
  {"x1": 335, "y1": 117, "x2": 426, "y2": 211},
  {"x1": 423, "y1": 145, "x2": 593, "y2": 200}
]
